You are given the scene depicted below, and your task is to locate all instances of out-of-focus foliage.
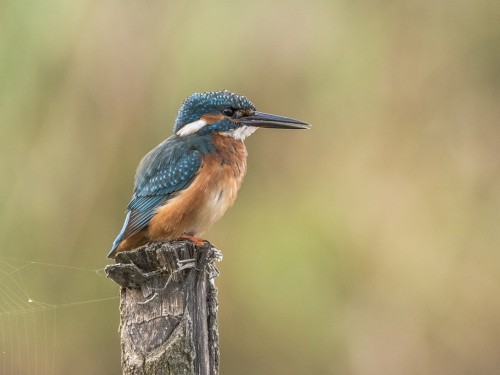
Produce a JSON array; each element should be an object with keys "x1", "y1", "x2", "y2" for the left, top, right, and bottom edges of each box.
[{"x1": 1, "y1": 0, "x2": 499, "y2": 373}]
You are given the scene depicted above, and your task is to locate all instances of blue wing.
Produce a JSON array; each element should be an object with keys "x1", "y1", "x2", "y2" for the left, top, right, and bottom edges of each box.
[{"x1": 109, "y1": 137, "x2": 202, "y2": 256}]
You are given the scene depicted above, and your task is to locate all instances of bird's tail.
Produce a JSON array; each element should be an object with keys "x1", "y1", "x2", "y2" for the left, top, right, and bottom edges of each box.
[{"x1": 107, "y1": 211, "x2": 131, "y2": 258}]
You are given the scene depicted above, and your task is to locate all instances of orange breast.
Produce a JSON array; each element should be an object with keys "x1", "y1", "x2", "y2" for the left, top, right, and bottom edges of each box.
[{"x1": 147, "y1": 134, "x2": 247, "y2": 240}]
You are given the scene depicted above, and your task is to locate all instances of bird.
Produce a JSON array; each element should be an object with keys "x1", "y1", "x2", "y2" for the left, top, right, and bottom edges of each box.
[{"x1": 108, "y1": 90, "x2": 309, "y2": 258}]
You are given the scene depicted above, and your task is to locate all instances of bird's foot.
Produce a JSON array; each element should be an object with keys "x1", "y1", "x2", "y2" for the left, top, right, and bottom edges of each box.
[{"x1": 179, "y1": 234, "x2": 206, "y2": 246}]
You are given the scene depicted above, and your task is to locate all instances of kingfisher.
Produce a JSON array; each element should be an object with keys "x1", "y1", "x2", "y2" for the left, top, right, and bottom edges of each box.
[{"x1": 108, "y1": 90, "x2": 309, "y2": 258}]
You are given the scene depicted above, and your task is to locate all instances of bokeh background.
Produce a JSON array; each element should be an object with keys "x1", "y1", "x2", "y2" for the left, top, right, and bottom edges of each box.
[{"x1": 1, "y1": 0, "x2": 499, "y2": 374}]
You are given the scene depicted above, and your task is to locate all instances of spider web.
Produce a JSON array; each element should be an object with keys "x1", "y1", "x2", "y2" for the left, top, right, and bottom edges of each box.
[{"x1": 0, "y1": 257, "x2": 118, "y2": 375}]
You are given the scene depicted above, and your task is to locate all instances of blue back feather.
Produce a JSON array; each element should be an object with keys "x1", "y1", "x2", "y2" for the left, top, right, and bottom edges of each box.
[{"x1": 109, "y1": 134, "x2": 213, "y2": 255}]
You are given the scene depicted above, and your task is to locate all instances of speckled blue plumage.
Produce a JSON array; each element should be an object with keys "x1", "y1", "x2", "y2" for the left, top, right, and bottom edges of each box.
[
  {"x1": 110, "y1": 134, "x2": 213, "y2": 254},
  {"x1": 174, "y1": 90, "x2": 255, "y2": 132}
]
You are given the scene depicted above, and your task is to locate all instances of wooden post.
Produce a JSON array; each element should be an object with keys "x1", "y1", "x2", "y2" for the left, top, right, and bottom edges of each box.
[{"x1": 105, "y1": 241, "x2": 221, "y2": 375}]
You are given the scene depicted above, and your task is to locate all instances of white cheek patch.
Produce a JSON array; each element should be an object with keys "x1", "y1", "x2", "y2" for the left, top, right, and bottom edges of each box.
[
  {"x1": 222, "y1": 126, "x2": 258, "y2": 140},
  {"x1": 176, "y1": 119, "x2": 208, "y2": 137}
]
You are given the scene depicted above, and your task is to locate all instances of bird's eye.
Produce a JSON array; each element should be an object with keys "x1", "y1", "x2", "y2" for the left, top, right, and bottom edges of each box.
[{"x1": 223, "y1": 108, "x2": 235, "y2": 117}]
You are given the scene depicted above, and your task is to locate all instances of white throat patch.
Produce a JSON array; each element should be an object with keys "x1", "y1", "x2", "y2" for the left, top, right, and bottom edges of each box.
[
  {"x1": 176, "y1": 119, "x2": 208, "y2": 137},
  {"x1": 221, "y1": 126, "x2": 258, "y2": 140}
]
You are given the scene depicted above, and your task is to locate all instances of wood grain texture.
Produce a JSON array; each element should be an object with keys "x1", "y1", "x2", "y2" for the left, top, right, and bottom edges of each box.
[{"x1": 105, "y1": 241, "x2": 221, "y2": 375}]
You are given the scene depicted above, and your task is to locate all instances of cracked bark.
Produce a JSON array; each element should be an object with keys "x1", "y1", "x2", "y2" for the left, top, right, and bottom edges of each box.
[{"x1": 105, "y1": 241, "x2": 220, "y2": 375}]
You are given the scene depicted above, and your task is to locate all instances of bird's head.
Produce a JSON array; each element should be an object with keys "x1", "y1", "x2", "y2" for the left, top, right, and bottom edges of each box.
[{"x1": 173, "y1": 90, "x2": 309, "y2": 140}]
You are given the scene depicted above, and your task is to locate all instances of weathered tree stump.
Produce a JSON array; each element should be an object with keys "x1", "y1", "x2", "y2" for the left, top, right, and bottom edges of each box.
[{"x1": 105, "y1": 241, "x2": 221, "y2": 375}]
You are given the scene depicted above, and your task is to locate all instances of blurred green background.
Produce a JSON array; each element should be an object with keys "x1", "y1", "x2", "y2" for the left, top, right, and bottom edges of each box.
[{"x1": 1, "y1": 0, "x2": 499, "y2": 374}]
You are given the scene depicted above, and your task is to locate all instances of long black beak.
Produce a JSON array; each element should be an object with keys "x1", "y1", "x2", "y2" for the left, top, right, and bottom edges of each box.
[{"x1": 239, "y1": 111, "x2": 310, "y2": 129}]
